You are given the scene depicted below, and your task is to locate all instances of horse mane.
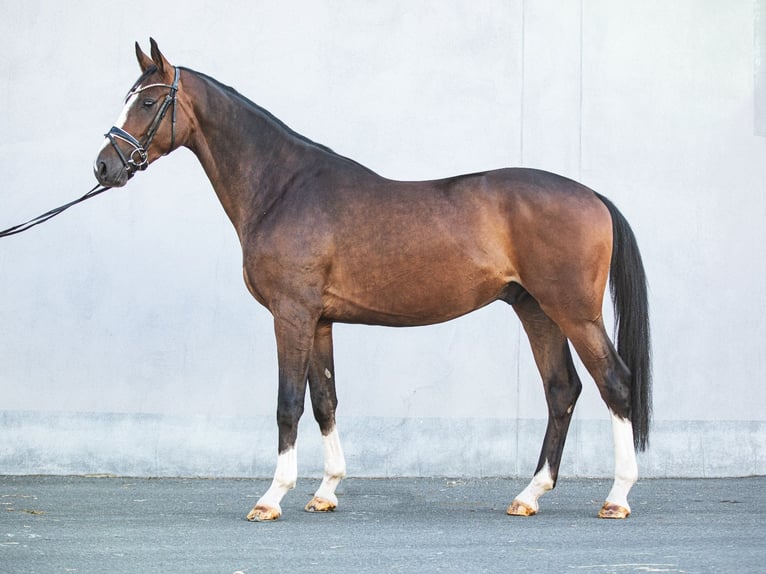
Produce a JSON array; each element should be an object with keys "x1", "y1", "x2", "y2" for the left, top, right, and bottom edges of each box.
[{"x1": 182, "y1": 67, "x2": 376, "y2": 174}]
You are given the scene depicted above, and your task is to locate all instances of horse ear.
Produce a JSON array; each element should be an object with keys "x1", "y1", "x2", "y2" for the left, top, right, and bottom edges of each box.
[
  {"x1": 135, "y1": 42, "x2": 154, "y2": 72},
  {"x1": 149, "y1": 38, "x2": 172, "y2": 77}
]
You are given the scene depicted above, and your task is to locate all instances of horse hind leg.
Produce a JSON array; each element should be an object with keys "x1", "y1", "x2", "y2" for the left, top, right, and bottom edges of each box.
[
  {"x1": 561, "y1": 318, "x2": 638, "y2": 519},
  {"x1": 507, "y1": 292, "x2": 582, "y2": 517},
  {"x1": 304, "y1": 321, "x2": 347, "y2": 513}
]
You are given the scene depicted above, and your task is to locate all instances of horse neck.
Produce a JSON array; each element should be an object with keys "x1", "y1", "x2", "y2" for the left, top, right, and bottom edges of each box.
[{"x1": 183, "y1": 71, "x2": 315, "y2": 233}]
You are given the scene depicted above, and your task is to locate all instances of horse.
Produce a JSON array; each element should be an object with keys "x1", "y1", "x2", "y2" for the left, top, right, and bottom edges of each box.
[{"x1": 94, "y1": 39, "x2": 651, "y2": 521}]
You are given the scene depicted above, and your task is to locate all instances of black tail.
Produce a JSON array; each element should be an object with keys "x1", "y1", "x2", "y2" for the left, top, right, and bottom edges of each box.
[{"x1": 596, "y1": 194, "x2": 652, "y2": 451}]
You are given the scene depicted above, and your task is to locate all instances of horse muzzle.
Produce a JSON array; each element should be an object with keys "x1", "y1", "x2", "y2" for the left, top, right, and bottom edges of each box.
[
  {"x1": 94, "y1": 127, "x2": 147, "y2": 187},
  {"x1": 94, "y1": 150, "x2": 130, "y2": 188}
]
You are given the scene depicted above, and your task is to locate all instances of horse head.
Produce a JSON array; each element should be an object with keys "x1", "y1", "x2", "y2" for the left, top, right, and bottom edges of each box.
[{"x1": 94, "y1": 39, "x2": 189, "y2": 187}]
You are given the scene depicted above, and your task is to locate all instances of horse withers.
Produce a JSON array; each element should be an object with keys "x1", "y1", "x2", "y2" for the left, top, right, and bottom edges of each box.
[{"x1": 94, "y1": 40, "x2": 651, "y2": 521}]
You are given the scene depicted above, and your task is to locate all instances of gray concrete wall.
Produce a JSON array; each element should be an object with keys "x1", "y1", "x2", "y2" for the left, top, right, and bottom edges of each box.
[
  {"x1": 1, "y1": 1, "x2": 764, "y2": 478},
  {"x1": 756, "y1": 0, "x2": 766, "y2": 134}
]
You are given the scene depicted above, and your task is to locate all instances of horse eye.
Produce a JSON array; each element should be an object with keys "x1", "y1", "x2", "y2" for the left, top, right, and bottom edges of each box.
[{"x1": 142, "y1": 98, "x2": 156, "y2": 108}]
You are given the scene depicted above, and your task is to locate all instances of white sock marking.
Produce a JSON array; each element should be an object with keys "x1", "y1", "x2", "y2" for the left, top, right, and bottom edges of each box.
[
  {"x1": 605, "y1": 411, "x2": 638, "y2": 510},
  {"x1": 256, "y1": 447, "x2": 298, "y2": 512},
  {"x1": 313, "y1": 426, "x2": 347, "y2": 504},
  {"x1": 513, "y1": 460, "x2": 554, "y2": 512}
]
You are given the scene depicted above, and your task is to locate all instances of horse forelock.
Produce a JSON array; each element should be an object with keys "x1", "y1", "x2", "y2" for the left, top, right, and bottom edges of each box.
[{"x1": 125, "y1": 66, "x2": 159, "y2": 101}]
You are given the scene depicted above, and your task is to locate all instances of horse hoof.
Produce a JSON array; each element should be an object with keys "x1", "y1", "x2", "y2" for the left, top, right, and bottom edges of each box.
[
  {"x1": 305, "y1": 497, "x2": 337, "y2": 513},
  {"x1": 598, "y1": 502, "x2": 631, "y2": 519},
  {"x1": 246, "y1": 504, "x2": 281, "y2": 522},
  {"x1": 506, "y1": 499, "x2": 537, "y2": 517}
]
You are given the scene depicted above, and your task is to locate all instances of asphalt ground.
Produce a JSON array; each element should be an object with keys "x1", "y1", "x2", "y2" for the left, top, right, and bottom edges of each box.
[{"x1": 1, "y1": 475, "x2": 764, "y2": 573}]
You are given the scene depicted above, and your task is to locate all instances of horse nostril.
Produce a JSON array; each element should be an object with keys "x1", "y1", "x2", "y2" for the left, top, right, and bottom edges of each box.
[{"x1": 95, "y1": 160, "x2": 108, "y2": 179}]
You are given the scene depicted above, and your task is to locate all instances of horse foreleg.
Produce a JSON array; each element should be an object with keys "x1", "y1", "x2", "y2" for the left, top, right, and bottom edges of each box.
[
  {"x1": 507, "y1": 294, "x2": 582, "y2": 516},
  {"x1": 247, "y1": 314, "x2": 314, "y2": 522},
  {"x1": 305, "y1": 321, "x2": 347, "y2": 513}
]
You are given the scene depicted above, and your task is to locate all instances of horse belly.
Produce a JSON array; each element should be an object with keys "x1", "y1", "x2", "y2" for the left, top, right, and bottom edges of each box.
[
  {"x1": 323, "y1": 248, "x2": 513, "y2": 327},
  {"x1": 317, "y1": 171, "x2": 526, "y2": 326}
]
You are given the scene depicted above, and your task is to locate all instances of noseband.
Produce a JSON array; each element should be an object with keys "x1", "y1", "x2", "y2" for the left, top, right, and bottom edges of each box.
[{"x1": 105, "y1": 67, "x2": 180, "y2": 174}]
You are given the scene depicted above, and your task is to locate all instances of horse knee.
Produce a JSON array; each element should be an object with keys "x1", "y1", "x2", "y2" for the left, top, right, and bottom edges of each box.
[
  {"x1": 544, "y1": 362, "x2": 582, "y2": 419},
  {"x1": 547, "y1": 381, "x2": 581, "y2": 419}
]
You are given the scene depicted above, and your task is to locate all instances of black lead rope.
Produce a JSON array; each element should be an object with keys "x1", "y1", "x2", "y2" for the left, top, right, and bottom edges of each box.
[
  {"x1": 1, "y1": 68, "x2": 180, "y2": 239},
  {"x1": 0, "y1": 183, "x2": 112, "y2": 238}
]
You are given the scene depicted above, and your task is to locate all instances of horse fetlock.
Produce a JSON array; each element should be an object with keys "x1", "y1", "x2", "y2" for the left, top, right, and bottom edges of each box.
[
  {"x1": 313, "y1": 472, "x2": 343, "y2": 508},
  {"x1": 615, "y1": 467, "x2": 638, "y2": 487},
  {"x1": 324, "y1": 463, "x2": 347, "y2": 480},
  {"x1": 272, "y1": 448, "x2": 298, "y2": 489},
  {"x1": 510, "y1": 461, "x2": 553, "y2": 517},
  {"x1": 321, "y1": 427, "x2": 346, "y2": 479}
]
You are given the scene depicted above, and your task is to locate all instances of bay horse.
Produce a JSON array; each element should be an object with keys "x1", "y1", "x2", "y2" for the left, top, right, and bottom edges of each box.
[{"x1": 94, "y1": 40, "x2": 651, "y2": 521}]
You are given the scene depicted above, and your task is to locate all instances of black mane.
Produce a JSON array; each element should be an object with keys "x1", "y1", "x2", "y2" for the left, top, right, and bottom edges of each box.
[{"x1": 183, "y1": 67, "x2": 374, "y2": 174}]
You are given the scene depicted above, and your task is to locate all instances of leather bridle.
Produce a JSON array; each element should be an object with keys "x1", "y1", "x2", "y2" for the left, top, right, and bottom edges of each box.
[
  {"x1": 105, "y1": 67, "x2": 180, "y2": 175},
  {"x1": 1, "y1": 67, "x2": 182, "y2": 238}
]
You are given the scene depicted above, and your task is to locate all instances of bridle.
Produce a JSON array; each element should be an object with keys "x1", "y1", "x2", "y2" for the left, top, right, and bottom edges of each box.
[
  {"x1": 1, "y1": 66, "x2": 182, "y2": 239},
  {"x1": 105, "y1": 66, "x2": 180, "y2": 175}
]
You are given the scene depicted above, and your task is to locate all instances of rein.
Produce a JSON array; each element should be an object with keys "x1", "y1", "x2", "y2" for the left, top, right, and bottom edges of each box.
[
  {"x1": 0, "y1": 184, "x2": 111, "y2": 238},
  {"x1": 0, "y1": 67, "x2": 180, "y2": 239}
]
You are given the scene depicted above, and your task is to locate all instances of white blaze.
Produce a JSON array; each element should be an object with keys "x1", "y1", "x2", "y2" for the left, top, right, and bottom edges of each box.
[{"x1": 114, "y1": 93, "x2": 139, "y2": 129}]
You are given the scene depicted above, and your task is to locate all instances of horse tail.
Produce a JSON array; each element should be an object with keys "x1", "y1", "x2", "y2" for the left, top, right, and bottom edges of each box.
[{"x1": 596, "y1": 193, "x2": 652, "y2": 451}]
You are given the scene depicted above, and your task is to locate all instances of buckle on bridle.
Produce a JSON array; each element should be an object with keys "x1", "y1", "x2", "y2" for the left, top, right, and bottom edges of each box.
[{"x1": 105, "y1": 125, "x2": 148, "y2": 172}]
